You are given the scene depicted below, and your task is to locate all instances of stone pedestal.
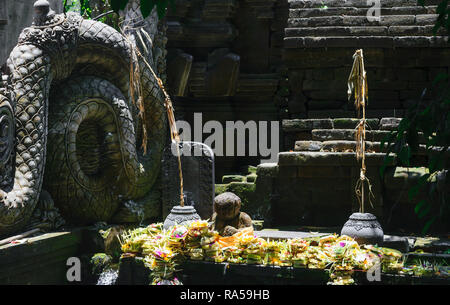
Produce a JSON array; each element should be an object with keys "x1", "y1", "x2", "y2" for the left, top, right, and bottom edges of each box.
[{"x1": 163, "y1": 205, "x2": 200, "y2": 229}]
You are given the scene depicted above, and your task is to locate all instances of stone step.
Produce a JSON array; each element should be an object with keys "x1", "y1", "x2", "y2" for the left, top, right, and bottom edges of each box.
[
  {"x1": 288, "y1": 0, "x2": 442, "y2": 9},
  {"x1": 283, "y1": 118, "x2": 399, "y2": 132},
  {"x1": 294, "y1": 140, "x2": 381, "y2": 152},
  {"x1": 333, "y1": 118, "x2": 380, "y2": 129},
  {"x1": 284, "y1": 35, "x2": 448, "y2": 48},
  {"x1": 278, "y1": 151, "x2": 389, "y2": 166},
  {"x1": 285, "y1": 25, "x2": 440, "y2": 37},
  {"x1": 289, "y1": 6, "x2": 436, "y2": 19},
  {"x1": 311, "y1": 129, "x2": 391, "y2": 142},
  {"x1": 282, "y1": 118, "x2": 333, "y2": 132},
  {"x1": 287, "y1": 15, "x2": 436, "y2": 28}
]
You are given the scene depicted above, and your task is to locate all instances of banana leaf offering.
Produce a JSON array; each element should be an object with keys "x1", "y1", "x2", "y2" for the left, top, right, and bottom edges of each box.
[{"x1": 119, "y1": 221, "x2": 448, "y2": 285}]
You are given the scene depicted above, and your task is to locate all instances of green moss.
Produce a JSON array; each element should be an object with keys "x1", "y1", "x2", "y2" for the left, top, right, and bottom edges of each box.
[
  {"x1": 222, "y1": 175, "x2": 246, "y2": 184},
  {"x1": 91, "y1": 253, "x2": 112, "y2": 275},
  {"x1": 215, "y1": 184, "x2": 227, "y2": 196},
  {"x1": 247, "y1": 166, "x2": 257, "y2": 175},
  {"x1": 246, "y1": 174, "x2": 257, "y2": 183}
]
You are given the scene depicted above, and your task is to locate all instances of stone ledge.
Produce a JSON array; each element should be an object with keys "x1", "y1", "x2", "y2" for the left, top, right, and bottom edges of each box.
[
  {"x1": 289, "y1": 6, "x2": 436, "y2": 18},
  {"x1": 278, "y1": 151, "x2": 389, "y2": 166},
  {"x1": 284, "y1": 36, "x2": 449, "y2": 48},
  {"x1": 257, "y1": 163, "x2": 279, "y2": 178},
  {"x1": 282, "y1": 118, "x2": 333, "y2": 132},
  {"x1": 288, "y1": 0, "x2": 441, "y2": 9},
  {"x1": 0, "y1": 230, "x2": 84, "y2": 284},
  {"x1": 288, "y1": 15, "x2": 418, "y2": 28},
  {"x1": 311, "y1": 129, "x2": 390, "y2": 142}
]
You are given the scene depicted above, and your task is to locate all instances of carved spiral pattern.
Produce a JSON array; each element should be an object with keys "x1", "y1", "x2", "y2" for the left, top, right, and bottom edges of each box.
[
  {"x1": 0, "y1": 98, "x2": 14, "y2": 167},
  {"x1": 0, "y1": 10, "x2": 167, "y2": 236}
]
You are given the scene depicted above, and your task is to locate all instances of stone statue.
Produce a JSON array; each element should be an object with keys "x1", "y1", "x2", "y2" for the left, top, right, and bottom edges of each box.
[
  {"x1": 0, "y1": 0, "x2": 168, "y2": 237},
  {"x1": 211, "y1": 192, "x2": 252, "y2": 236}
]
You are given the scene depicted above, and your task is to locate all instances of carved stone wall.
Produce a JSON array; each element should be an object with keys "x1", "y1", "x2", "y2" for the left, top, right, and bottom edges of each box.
[{"x1": 166, "y1": 0, "x2": 282, "y2": 180}]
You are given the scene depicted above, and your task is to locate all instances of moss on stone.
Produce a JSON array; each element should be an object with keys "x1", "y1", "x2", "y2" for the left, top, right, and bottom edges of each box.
[
  {"x1": 91, "y1": 253, "x2": 112, "y2": 275},
  {"x1": 246, "y1": 174, "x2": 257, "y2": 183},
  {"x1": 222, "y1": 175, "x2": 246, "y2": 184},
  {"x1": 247, "y1": 166, "x2": 257, "y2": 175}
]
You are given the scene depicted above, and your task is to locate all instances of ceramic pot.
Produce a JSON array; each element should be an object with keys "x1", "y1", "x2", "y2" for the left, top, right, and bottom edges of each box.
[
  {"x1": 341, "y1": 212, "x2": 384, "y2": 245},
  {"x1": 163, "y1": 205, "x2": 200, "y2": 229}
]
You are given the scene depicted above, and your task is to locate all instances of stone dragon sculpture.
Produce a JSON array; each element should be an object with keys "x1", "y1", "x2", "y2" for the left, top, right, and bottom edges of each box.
[{"x1": 0, "y1": 0, "x2": 168, "y2": 237}]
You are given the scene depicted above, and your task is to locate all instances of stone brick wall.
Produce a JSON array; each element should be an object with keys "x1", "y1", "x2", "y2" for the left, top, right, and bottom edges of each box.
[
  {"x1": 283, "y1": 0, "x2": 450, "y2": 119},
  {"x1": 166, "y1": 0, "x2": 284, "y2": 179}
]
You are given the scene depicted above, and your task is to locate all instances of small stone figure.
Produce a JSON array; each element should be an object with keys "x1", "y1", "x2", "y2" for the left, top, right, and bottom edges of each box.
[{"x1": 211, "y1": 192, "x2": 252, "y2": 236}]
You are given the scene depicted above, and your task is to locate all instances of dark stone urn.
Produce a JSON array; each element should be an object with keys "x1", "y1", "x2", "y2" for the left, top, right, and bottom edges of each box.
[
  {"x1": 341, "y1": 213, "x2": 384, "y2": 245},
  {"x1": 163, "y1": 205, "x2": 200, "y2": 230}
]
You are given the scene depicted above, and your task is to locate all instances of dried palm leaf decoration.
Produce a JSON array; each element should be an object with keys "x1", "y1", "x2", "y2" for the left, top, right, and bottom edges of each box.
[
  {"x1": 122, "y1": 25, "x2": 185, "y2": 207},
  {"x1": 347, "y1": 49, "x2": 374, "y2": 213}
]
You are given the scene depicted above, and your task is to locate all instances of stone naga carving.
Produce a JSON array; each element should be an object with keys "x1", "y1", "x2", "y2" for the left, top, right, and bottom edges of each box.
[{"x1": 0, "y1": 0, "x2": 167, "y2": 237}]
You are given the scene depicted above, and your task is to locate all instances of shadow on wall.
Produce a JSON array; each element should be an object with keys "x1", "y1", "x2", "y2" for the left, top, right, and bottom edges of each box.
[{"x1": 0, "y1": 0, "x2": 64, "y2": 65}]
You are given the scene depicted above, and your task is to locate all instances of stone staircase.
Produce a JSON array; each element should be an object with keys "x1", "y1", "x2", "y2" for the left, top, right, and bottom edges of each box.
[
  {"x1": 282, "y1": 0, "x2": 450, "y2": 120},
  {"x1": 282, "y1": 117, "x2": 400, "y2": 152},
  {"x1": 285, "y1": 0, "x2": 447, "y2": 48}
]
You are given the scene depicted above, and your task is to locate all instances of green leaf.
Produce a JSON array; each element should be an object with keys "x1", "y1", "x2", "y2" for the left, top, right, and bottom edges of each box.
[
  {"x1": 436, "y1": 0, "x2": 449, "y2": 15},
  {"x1": 421, "y1": 216, "x2": 437, "y2": 235},
  {"x1": 433, "y1": 72, "x2": 449, "y2": 86},
  {"x1": 398, "y1": 146, "x2": 411, "y2": 166},
  {"x1": 418, "y1": 204, "x2": 431, "y2": 219},
  {"x1": 380, "y1": 155, "x2": 394, "y2": 178},
  {"x1": 408, "y1": 173, "x2": 429, "y2": 201},
  {"x1": 157, "y1": 1, "x2": 168, "y2": 19},
  {"x1": 414, "y1": 200, "x2": 427, "y2": 214},
  {"x1": 111, "y1": 0, "x2": 129, "y2": 12},
  {"x1": 141, "y1": 0, "x2": 157, "y2": 18}
]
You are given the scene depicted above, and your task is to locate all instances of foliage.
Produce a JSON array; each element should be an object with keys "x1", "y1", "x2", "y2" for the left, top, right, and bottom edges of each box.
[
  {"x1": 381, "y1": 1, "x2": 450, "y2": 234},
  {"x1": 63, "y1": 0, "x2": 121, "y2": 29},
  {"x1": 110, "y1": 0, "x2": 176, "y2": 19},
  {"x1": 63, "y1": 0, "x2": 92, "y2": 17}
]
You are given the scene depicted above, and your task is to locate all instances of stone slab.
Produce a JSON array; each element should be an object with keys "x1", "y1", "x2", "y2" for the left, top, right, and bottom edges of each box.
[{"x1": 278, "y1": 151, "x2": 391, "y2": 166}]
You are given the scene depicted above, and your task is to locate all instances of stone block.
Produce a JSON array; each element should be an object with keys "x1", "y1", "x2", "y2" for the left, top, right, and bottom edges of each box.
[
  {"x1": 380, "y1": 117, "x2": 402, "y2": 130},
  {"x1": 415, "y1": 14, "x2": 438, "y2": 25},
  {"x1": 162, "y1": 142, "x2": 215, "y2": 220},
  {"x1": 380, "y1": 15, "x2": 415, "y2": 26},
  {"x1": 278, "y1": 166, "x2": 298, "y2": 178},
  {"x1": 297, "y1": 166, "x2": 352, "y2": 178},
  {"x1": 246, "y1": 174, "x2": 257, "y2": 183},
  {"x1": 282, "y1": 119, "x2": 333, "y2": 132},
  {"x1": 333, "y1": 118, "x2": 380, "y2": 129},
  {"x1": 294, "y1": 141, "x2": 323, "y2": 152},
  {"x1": 222, "y1": 175, "x2": 246, "y2": 184},
  {"x1": 257, "y1": 163, "x2": 279, "y2": 178},
  {"x1": 388, "y1": 26, "x2": 424, "y2": 36}
]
